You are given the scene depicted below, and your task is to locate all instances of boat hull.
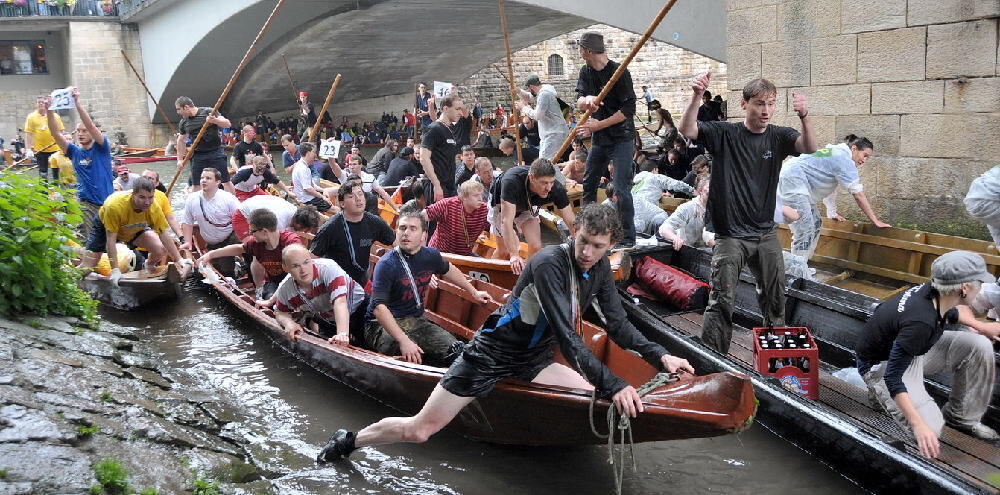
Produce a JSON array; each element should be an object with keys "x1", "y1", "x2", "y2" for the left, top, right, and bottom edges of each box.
[{"x1": 202, "y1": 266, "x2": 756, "y2": 446}]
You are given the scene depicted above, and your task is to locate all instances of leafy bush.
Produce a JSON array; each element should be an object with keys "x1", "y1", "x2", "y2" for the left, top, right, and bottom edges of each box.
[
  {"x1": 0, "y1": 172, "x2": 96, "y2": 322},
  {"x1": 192, "y1": 476, "x2": 221, "y2": 495},
  {"x1": 76, "y1": 424, "x2": 100, "y2": 438},
  {"x1": 92, "y1": 458, "x2": 130, "y2": 494}
]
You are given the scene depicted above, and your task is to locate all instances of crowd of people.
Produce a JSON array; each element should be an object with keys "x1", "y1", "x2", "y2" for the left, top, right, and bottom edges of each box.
[{"x1": 17, "y1": 29, "x2": 998, "y2": 471}]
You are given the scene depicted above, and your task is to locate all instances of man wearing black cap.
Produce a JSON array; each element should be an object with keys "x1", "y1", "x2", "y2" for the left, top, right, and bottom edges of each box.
[
  {"x1": 574, "y1": 31, "x2": 638, "y2": 247},
  {"x1": 516, "y1": 74, "x2": 569, "y2": 164},
  {"x1": 382, "y1": 146, "x2": 421, "y2": 188},
  {"x1": 856, "y1": 251, "x2": 999, "y2": 458}
]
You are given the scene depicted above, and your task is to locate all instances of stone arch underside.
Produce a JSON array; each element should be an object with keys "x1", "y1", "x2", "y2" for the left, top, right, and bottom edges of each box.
[{"x1": 145, "y1": 0, "x2": 725, "y2": 123}]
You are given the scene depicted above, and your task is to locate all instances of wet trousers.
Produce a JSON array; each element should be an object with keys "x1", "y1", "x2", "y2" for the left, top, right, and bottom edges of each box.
[{"x1": 701, "y1": 230, "x2": 786, "y2": 354}]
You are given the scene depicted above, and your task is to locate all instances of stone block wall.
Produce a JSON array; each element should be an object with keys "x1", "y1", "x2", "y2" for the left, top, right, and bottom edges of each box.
[
  {"x1": 0, "y1": 28, "x2": 69, "y2": 142},
  {"x1": 455, "y1": 23, "x2": 727, "y2": 126},
  {"x1": 67, "y1": 21, "x2": 155, "y2": 148},
  {"x1": 330, "y1": 23, "x2": 727, "y2": 128},
  {"x1": 726, "y1": 0, "x2": 1000, "y2": 239}
]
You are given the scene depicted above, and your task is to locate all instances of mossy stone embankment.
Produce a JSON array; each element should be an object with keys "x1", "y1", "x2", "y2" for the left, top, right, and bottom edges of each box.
[{"x1": 0, "y1": 315, "x2": 273, "y2": 493}]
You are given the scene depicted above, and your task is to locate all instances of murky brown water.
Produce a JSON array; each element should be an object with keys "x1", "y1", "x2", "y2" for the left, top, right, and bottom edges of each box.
[
  {"x1": 101, "y1": 282, "x2": 863, "y2": 495},
  {"x1": 96, "y1": 160, "x2": 865, "y2": 494}
]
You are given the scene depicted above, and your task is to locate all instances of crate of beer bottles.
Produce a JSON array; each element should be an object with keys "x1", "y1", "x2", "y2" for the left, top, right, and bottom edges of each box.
[{"x1": 752, "y1": 327, "x2": 819, "y2": 400}]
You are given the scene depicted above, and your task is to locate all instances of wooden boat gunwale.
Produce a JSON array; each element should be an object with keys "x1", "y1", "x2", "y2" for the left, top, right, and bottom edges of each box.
[{"x1": 79, "y1": 250, "x2": 194, "y2": 310}]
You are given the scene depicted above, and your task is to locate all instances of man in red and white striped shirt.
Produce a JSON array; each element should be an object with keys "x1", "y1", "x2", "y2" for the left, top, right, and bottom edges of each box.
[
  {"x1": 273, "y1": 244, "x2": 367, "y2": 345},
  {"x1": 424, "y1": 180, "x2": 489, "y2": 256}
]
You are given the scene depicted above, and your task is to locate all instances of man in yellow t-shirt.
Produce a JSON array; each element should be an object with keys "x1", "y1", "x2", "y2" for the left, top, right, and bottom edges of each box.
[
  {"x1": 48, "y1": 146, "x2": 75, "y2": 186},
  {"x1": 139, "y1": 169, "x2": 183, "y2": 240},
  {"x1": 80, "y1": 176, "x2": 182, "y2": 285},
  {"x1": 23, "y1": 95, "x2": 64, "y2": 182}
]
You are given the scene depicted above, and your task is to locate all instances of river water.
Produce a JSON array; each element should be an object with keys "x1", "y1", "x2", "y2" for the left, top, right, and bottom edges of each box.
[{"x1": 98, "y1": 159, "x2": 864, "y2": 494}]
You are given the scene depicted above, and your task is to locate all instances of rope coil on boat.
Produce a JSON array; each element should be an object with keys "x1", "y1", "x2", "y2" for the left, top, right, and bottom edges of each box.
[{"x1": 589, "y1": 371, "x2": 680, "y2": 495}]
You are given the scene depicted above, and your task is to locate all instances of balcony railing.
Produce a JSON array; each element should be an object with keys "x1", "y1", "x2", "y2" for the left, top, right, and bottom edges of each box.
[{"x1": 0, "y1": 1, "x2": 120, "y2": 18}]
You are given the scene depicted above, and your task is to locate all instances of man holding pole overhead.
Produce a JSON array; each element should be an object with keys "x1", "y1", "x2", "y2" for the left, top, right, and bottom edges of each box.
[
  {"x1": 574, "y1": 31, "x2": 638, "y2": 248},
  {"x1": 175, "y1": 96, "x2": 235, "y2": 194}
]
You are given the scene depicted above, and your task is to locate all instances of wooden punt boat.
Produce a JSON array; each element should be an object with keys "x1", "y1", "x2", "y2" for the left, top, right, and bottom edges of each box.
[
  {"x1": 195, "y1": 252, "x2": 757, "y2": 446},
  {"x1": 79, "y1": 252, "x2": 193, "y2": 311},
  {"x1": 620, "y1": 243, "x2": 1000, "y2": 494},
  {"x1": 116, "y1": 155, "x2": 177, "y2": 166},
  {"x1": 375, "y1": 201, "x2": 628, "y2": 287},
  {"x1": 655, "y1": 196, "x2": 999, "y2": 300},
  {"x1": 120, "y1": 146, "x2": 165, "y2": 157}
]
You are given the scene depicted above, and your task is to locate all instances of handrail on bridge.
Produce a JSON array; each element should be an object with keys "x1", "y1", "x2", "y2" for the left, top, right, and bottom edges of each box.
[{"x1": 0, "y1": 0, "x2": 119, "y2": 18}]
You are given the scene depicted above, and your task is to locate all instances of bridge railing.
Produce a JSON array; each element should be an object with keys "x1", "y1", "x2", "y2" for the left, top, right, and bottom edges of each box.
[{"x1": 0, "y1": 0, "x2": 119, "y2": 18}]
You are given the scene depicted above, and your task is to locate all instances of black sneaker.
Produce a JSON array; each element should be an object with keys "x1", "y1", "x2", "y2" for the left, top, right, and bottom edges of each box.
[{"x1": 316, "y1": 429, "x2": 357, "y2": 462}]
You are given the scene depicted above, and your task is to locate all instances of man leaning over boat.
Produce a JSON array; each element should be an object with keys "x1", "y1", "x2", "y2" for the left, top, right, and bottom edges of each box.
[
  {"x1": 273, "y1": 244, "x2": 367, "y2": 346},
  {"x1": 856, "y1": 251, "x2": 999, "y2": 459},
  {"x1": 315, "y1": 204, "x2": 694, "y2": 462},
  {"x1": 78, "y1": 177, "x2": 183, "y2": 285}
]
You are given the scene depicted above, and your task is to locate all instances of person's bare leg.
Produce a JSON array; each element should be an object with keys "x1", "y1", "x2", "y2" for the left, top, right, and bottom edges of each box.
[
  {"x1": 354, "y1": 384, "x2": 475, "y2": 448},
  {"x1": 250, "y1": 259, "x2": 266, "y2": 288},
  {"x1": 521, "y1": 218, "x2": 543, "y2": 255},
  {"x1": 133, "y1": 230, "x2": 166, "y2": 268},
  {"x1": 532, "y1": 362, "x2": 593, "y2": 390}
]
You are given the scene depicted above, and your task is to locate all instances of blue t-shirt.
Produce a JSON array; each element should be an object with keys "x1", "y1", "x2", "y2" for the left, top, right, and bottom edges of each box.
[
  {"x1": 282, "y1": 146, "x2": 301, "y2": 169},
  {"x1": 65, "y1": 137, "x2": 114, "y2": 205},
  {"x1": 367, "y1": 247, "x2": 450, "y2": 320}
]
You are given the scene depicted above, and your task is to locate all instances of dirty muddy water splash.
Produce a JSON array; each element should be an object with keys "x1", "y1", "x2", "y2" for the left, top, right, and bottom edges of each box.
[{"x1": 100, "y1": 280, "x2": 863, "y2": 495}]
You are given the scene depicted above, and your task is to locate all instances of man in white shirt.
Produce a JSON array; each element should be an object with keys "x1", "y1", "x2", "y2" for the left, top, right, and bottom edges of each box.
[
  {"x1": 180, "y1": 168, "x2": 242, "y2": 275},
  {"x1": 516, "y1": 75, "x2": 569, "y2": 164},
  {"x1": 290, "y1": 142, "x2": 332, "y2": 212}
]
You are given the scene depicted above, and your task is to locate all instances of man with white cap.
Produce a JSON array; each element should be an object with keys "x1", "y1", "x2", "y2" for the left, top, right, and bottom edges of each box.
[{"x1": 856, "y1": 251, "x2": 998, "y2": 459}]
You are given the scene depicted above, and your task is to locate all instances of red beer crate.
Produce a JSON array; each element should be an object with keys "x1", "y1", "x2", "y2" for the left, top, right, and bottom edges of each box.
[{"x1": 752, "y1": 326, "x2": 819, "y2": 400}]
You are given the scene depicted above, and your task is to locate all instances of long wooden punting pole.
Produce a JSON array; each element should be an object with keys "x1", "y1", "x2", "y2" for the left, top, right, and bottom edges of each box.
[
  {"x1": 281, "y1": 53, "x2": 300, "y2": 100},
  {"x1": 120, "y1": 49, "x2": 176, "y2": 136},
  {"x1": 498, "y1": 0, "x2": 523, "y2": 165},
  {"x1": 307, "y1": 74, "x2": 342, "y2": 143},
  {"x1": 551, "y1": 0, "x2": 678, "y2": 163},
  {"x1": 166, "y1": 0, "x2": 288, "y2": 194}
]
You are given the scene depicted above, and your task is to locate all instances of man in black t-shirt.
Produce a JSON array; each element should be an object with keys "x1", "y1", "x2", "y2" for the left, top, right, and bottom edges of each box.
[
  {"x1": 420, "y1": 94, "x2": 464, "y2": 201},
  {"x1": 856, "y1": 251, "x2": 998, "y2": 455},
  {"x1": 678, "y1": 74, "x2": 817, "y2": 354},
  {"x1": 175, "y1": 96, "x2": 235, "y2": 193},
  {"x1": 498, "y1": 136, "x2": 541, "y2": 168},
  {"x1": 230, "y1": 124, "x2": 266, "y2": 172},
  {"x1": 310, "y1": 182, "x2": 395, "y2": 285},
  {"x1": 490, "y1": 159, "x2": 575, "y2": 274},
  {"x1": 574, "y1": 31, "x2": 638, "y2": 246},
  {"x1": 696, "y1": 90, "x2": 722, "y2": 122},
  {"x1": 382, "y1": 147, "x2": 420, "y2": 187},
  {"x1": 454, "y1": 145, "x2": 477, "y2": 186},
  {"x1": 518, "y1": 117, "x2": 542, "y2": 149}
]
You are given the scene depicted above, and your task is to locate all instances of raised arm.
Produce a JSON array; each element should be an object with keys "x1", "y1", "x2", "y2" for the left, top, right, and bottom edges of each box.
[
  {"x1": 678, "y1": 72, "x2": 711, "y2": 141},
  {"x1": 790, "y1": 92, "x2": 817, "y2": 154},
  {"x1": 43, "y1": 98, "x2": 69, "y2": 153},
  {"x1": 72, "y1": 87, "x2": 103, "y2": 145}
]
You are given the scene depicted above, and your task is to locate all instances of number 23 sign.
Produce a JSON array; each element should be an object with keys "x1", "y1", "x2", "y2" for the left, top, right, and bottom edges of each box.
[{"x1": 48, "y1": 87, "x2": 74, "y2": 111}]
